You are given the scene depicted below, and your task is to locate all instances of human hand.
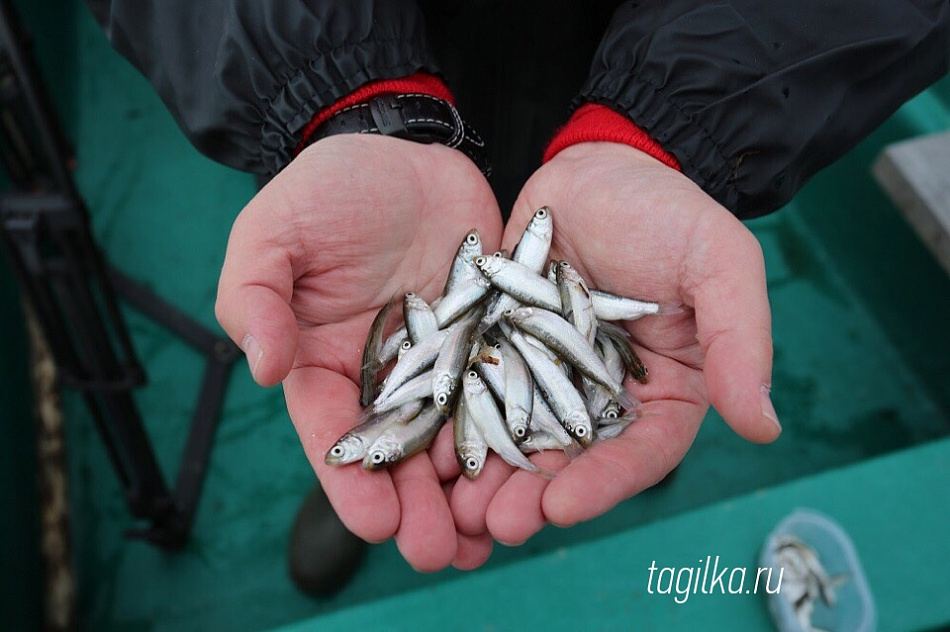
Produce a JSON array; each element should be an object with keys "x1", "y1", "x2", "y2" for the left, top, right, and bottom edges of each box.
[
  {"x1": 215, "y1": 134, "x2": 503, "y2": 570},
  {"x1": 449, "y1": 142, "x2": 781, "y2": 548}
]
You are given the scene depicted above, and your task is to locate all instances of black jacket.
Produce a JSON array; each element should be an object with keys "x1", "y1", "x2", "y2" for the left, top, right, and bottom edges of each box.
[{"x1": 85, "y1": 0, "x2": 949, "y2": 218}]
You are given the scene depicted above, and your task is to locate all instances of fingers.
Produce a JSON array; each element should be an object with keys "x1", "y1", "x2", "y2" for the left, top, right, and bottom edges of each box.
[
  {"x1": 283, "y1": 366, "x2": 402, "y2": 543},
  {"x1": 216, "y1": 211, "x2": 299, "y2": 385},
  {"x1": 486, "y1": 451, "x2": 567, "y2": 545},
  {"x1": 541, "y1": 399, "x2": 703, "y2": 527},
  {"x1": 219, "y1": 285, "x2": 298, "y2": 386},
  {"x1": 690, "y1": 220, "x2": 781, "y2": 444},
  {"x1": 428, "y1": 422, "x2": 462, "y2": 482},
  {"x1": 286, "y1": 367, "x2": 464, "y2": 571},
  {"x1": 438, "y1": 479, "x2": 495, "y2": 570},
  {"x1": 452, "y1": 533, "x2": 494, "y2": 571},
  {"x1": 390, "y1": 453, "x2": 459, "y2": 572},
  {"x1": 450, "y1": 456, "x2": 514, "y2": 536}
]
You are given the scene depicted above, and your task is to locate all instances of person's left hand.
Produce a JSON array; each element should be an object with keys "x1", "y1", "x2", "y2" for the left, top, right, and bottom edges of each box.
[
  {"x1": 214, "y1": 135, "x2": 503, "y2": 571},
  {"x1": 447, "y1": 141, "x2": 782, "y2": 551}
]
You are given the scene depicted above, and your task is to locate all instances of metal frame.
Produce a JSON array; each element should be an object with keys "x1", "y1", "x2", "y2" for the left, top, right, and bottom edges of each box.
[{"x1": 0, "y1": 0, "x2": 239, "y2": 549}]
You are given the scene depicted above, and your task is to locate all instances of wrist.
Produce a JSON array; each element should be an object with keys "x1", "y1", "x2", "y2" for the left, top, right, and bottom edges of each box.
[
  {"x1": 543, "y1": 103, "x2": 681, "y2": 171},
  {"x1": 297, "y1": 73, "x2": 454, "y2": 149},
  {"x1": 296, "y1": 73, "x2": 490, "y2": 177}
]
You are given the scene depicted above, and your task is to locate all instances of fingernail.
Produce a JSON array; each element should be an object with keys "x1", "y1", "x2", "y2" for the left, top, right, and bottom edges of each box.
[
  {"x1": 761, "y1": 384, "x2": 782, "y2": 435},
  {"x1": 242, "y1": 334, "x2": 263, "y2": 381}
]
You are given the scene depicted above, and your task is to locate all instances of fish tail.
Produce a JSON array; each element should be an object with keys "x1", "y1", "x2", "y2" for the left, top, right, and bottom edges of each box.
[{"x1": 614, "y1": 388, "x2": 642, "y2": 414}]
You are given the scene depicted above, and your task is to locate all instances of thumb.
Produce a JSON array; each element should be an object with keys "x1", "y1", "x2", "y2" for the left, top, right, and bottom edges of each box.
[
  {"x1": 215, "y1": 218, "x2": 298, "y2": 386},
  {"x1": 692, "y1": 228, "x2": 781, "y2": 444}
]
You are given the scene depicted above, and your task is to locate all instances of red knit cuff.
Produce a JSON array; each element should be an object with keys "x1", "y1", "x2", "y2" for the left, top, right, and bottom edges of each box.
[
  {"x1": 296, "y1": 72, "x2": 454, "y2": 153},
  {"x1": 543, "y1": 103, "x2": 681, "y2": 171}
]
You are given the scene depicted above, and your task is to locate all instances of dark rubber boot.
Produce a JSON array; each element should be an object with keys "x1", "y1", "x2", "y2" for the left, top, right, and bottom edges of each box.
[{"x1": 287, "y1": 484, "x2": 366, "y2": 597}]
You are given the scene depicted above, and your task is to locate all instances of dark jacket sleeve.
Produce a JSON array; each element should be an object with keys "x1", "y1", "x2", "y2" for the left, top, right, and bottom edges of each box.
[
  {"x1": 83, "y1": 0, "x2": 439, "y2": 175},
  {"x1": 582, "y1": 1, "x2": 950, "y2": 218}
]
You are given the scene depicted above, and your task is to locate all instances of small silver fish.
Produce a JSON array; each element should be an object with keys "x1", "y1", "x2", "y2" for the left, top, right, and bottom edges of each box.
[
  {"x1": 509, "y1": 307, "x2": 614, "y2": 390},
  {"x1": 478, "y1": 208, "x2": 553, "y2": 332},
  {"x1": 589, "y1": 289, "x2": 661, "y2": 321},
  {"x1": 593, "y1": 409, "x2": 638, "y2": 442},
  {"x1": 443, "y1": 229, "x2": 483, "y2": 297},
  {"x1": 325, "y1": 399, "x2": 424, "y2": 465},
  {"x1": 378, "y1": 327, "x2": 409, "y2": 366},
  {"x1": 475, "y1": 255, "x2": 563, "y2": 311},
  {"x1": 505, "y1": 325, "x2": 594, "y2": 446},
  {"x1": 529, "y1": 385, "x2": 582, "y2": 457},
  {"x1": 374, "y1": 328, "x2": 449, "y2": 407},
  {"x1": 773, "y1": 536, "x2": 846, "y2": 632},
  {"x1": 432, "y1": 311, "x2": 480, "y2": 414},
  {"x1": 403, "y1": 292, "x2": 439, "y2": 344},
  {"x1": 462, "y1": 370, "x2": 545, "y2": 474},
  {"x1": 597, "y1": 322, "x2": 649, "y2": 384},
  {"x1": 362, "y1": 404, "x2": 446, "y2": 470},
  {"x1": 360, "y1": 298, "x2": 394, "y2": 407},
  {"x1": 511, "y1": 207, "x2": 554, "y2": 273},
  {"x1": 556, "y1": 260, "x2": 596, "y2": 344},
  {"x1": 453, "y1": 392, "x2": 488, "y2": 480},
  {"x1": 497, "y1": 338, "x2": 533, "y2": 442},
  {"x1": 372, "y1": 368, "x2": 434, "y2": 414}
]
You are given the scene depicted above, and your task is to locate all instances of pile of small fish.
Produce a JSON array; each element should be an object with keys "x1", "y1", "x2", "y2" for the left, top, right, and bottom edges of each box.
[{"x1": 325, "y1": 207, "x2": 674, "y2": 479}]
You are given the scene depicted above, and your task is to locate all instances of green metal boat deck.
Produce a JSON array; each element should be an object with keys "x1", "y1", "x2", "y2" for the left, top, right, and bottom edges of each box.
[{"x1": 3, "y1": 3, "x2": 950, "y2": 630}]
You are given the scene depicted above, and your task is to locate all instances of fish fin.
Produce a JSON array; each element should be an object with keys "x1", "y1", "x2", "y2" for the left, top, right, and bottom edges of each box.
[
  {"x1": 360, "y1": 355, "x2": 383, "y2": 372},
  {"x1": 657, "y1": 301, "x2": 687, "y2": 316},
  {"x1": 498, "y1": 451, "x2": 546, "y2": 476},
  {"x1": 603, "y1": 406, "x2": 662, "y2": 430},
  {"x1": 535, "y1": 466, "x2": 557, "y2": 480},
  {"x1": 597, "y1": 320, "x2": 631, "y2": 339},
  {"x1": 614, "y1": 388, "x2": 643, "y2": 413},
  {"x1": 562, "y1": 438, "x2": 585, "y2": 461},
  {"x1": 355, "y1": 405, "x2": 377, "y2": 427}
]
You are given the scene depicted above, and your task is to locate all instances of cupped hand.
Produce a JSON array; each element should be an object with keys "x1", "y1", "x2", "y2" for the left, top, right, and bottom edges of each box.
[
  {"x1": 215, "y1": 134, "x2": 503, "y2": 571},
  {"x1": 450, "y1": 142, "x2": 781, "y2": 548}
]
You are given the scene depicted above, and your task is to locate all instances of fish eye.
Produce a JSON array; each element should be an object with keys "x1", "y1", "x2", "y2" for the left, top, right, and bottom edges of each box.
[
  {"x1": 559, "y1": 260, "x2": 570, "y2": 268},
  {"x1": 371, "y1": 452, "x2": 385, "y2": 464},
  {"x1": 535, "y1": 207, "x2": 548, "y2": 218},
  {"x1": 330, "y1": 445, "x2": 344, "y2": 457},
  {"x1": 405, "y1": 291, "x2": 415, "y2": 298},
  {"x1": 493, "y1": 343, "x2": 502, "y2": 350},
  {"x1": 515, "y1": 427, "x2": 526, "y2": 438},
  {"x1": 503, "y1": 309, "x2": 514, "y2": 316},
  {"x1": 466, "y1": 233, "x2": 479, "y2": 244},
  {"x1": 605, "y1": 410, "x2": 619, "y2": 419},
  {"x1": 474, "y1": 256, "x2": 487, "y2": 266},
  {"x1": 436, "y1": 393, "x2": 448, "y2": 406},
  {"x1": 467, "y1": 370, "x2": 478, "y2": 379},
  {"x1": 575, "y1": 426, "x2": 587, "y2": 437},
  {"x1": 466, "y1": 457, "x2": 479, "y2": 470},
  {"x1": 401, "y1": 340, "x2": 412, "y2": 350}
]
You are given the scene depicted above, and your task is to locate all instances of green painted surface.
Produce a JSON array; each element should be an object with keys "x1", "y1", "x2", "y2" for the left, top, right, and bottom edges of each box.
[
  {"x1": 274, "y1": 438, "x2": 950, "y2": 632},
  {"x1": 2, "y1": 3, "x2": 949, "y2": 631}
]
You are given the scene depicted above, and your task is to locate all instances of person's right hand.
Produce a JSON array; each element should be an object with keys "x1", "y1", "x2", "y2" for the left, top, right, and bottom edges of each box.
[
  {"x1": 449, "y1": 142, "x2": 781, "y2": 549},
  {"x1": 215, "y1": 134, "x2": 503, "y2": 571}
]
